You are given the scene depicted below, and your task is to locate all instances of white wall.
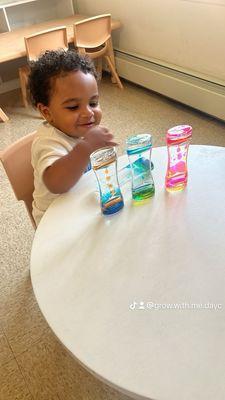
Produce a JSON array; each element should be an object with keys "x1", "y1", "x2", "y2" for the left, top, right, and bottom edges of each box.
[{"x1": 75, "y1": 0, "x2": 225, "y2": 84}]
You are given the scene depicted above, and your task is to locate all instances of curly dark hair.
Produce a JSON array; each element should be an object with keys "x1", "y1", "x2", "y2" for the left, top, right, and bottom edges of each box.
[{"x1": 28, "y1": 49, "x2": 97, "y2": 107}]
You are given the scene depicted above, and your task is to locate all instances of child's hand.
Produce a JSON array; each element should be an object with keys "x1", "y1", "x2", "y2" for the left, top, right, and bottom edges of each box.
[{"x1": 82, "y1": 126, "x2": 118, "y2": 154}]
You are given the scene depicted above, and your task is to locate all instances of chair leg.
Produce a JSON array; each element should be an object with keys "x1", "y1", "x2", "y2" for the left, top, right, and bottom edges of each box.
[
  {"x1": 105, "y1": 56, "x2": 123, "y2": 89},
  {"x1": 107, "y1": 38, "x2": 117, "y2": 84},
  {"x1": 77, "y1": 47, "x2": 86, "y2": 55},
  {"x1": 19, "y1": 67, "x2": 29, "y2": 108},
  {"x1": 0, "y1": 107, "x2": 9, "y2": 122},
  {"x1": 95, "y1": 58, "x2": 103, "y2": 81}
]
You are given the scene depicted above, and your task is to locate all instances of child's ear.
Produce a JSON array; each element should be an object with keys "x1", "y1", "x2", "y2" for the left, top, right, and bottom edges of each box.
[{"x1": 37, "y1": 103, "x2": 52, "y2": 122}]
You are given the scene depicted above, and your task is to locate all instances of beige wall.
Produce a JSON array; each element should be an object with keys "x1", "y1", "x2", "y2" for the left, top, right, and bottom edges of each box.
[
  {"x1": 75, "y1": 0, "x2": 225, "y2": 83},
  {"x1": 1, "y1": 0, "x2": 225, "y2": 87}
]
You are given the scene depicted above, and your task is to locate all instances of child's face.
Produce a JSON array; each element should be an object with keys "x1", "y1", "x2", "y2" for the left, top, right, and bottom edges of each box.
[{"x1": 38, "y1": 70, "x2": 102, "y2": 137}]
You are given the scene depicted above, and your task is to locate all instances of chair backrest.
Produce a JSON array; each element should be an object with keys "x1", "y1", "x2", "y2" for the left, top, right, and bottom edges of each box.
[
  {"x1": 25, "y1": 26, "x2": 68, "y2": 61},
  {"x1": 0, "y1": 132, "x2": 36, "y2": 228},
  {"x1": 73, "y1": 14, "x2": 111, "y2": 49}
]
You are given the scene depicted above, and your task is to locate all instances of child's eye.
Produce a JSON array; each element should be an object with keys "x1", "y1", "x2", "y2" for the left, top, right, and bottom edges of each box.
[
  {"x1": 66, "y1": 105, "x2": 79, "y2": 110},
  {"x1": 90, "y1": 102, "x2": 99, "y2": 108}
]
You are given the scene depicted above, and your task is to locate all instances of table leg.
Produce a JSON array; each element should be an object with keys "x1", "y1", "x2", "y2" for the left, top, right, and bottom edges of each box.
[{"x1": 0, "y1": 107, "x2": 9, "y2": 122}]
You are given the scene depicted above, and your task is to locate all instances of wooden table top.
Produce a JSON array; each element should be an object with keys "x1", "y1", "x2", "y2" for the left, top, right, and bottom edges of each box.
[{"x1": 0, "y1": 14, "x2": 122, "y2": 63}]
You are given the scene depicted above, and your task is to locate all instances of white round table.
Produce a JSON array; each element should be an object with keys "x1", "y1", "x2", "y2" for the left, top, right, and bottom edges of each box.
[{"x1": 31, "y1": 145, "x2": 225, "y2": 400}]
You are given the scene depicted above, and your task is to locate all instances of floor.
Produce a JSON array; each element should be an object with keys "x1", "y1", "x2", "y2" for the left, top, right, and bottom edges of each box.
[{"x1": 0, "y1": 75, "x2": 225, "y2": 400}]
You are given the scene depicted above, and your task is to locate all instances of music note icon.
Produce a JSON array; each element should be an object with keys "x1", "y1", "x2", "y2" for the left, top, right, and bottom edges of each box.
[{"x1": 129, "y1": 301, "x2": 137, "y2": 310}]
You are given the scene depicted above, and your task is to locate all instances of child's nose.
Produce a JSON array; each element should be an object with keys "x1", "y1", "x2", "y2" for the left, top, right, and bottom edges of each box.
[{"x1": 80, "y1": 105, "x2": 94, "y2": 117}]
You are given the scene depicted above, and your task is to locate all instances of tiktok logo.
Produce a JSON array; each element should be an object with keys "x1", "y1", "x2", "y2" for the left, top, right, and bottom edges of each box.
[
  {"x1": 129, "y1": 301, "x2": 146, "y2": 310},
  {"x1": 129, "y1": 301, "x2": 137, "y2": 310}
]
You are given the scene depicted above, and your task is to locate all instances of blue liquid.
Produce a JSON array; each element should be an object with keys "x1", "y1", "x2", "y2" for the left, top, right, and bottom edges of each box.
[
  {"x1": 101, "y1": 196, "x2": 124, "y2": 215},
  {"x1": 127, "y1": 144, "x2": 151, "y2": 156},
  {"x1": 93, "y1": 159, "x2": 124, "y2": 215},
  {"x1": 127, "y1": 146, "x2": 155, "y2": 202},
  {"x1": 119, "y1": 159, "x2": 154, "y2": 186}
]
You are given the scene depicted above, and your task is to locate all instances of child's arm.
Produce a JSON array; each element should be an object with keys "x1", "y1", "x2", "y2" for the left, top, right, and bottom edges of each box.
[{"x1": 43, "y1": 126, "x2": 118, "y2": 194}]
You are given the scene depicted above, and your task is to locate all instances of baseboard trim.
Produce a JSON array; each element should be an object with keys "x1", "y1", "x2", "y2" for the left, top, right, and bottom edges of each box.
[
  {"x1": 1, "y1": 55, "x2": 225, "y2": 121},
  {"x1": 115, "y1": 51, "x2": 225, "y2": 121}
]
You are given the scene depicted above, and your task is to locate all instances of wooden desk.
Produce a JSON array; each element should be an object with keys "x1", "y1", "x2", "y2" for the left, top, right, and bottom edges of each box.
[{"x1": 0, "y1": 14, "x2": 122, "y2": 63}]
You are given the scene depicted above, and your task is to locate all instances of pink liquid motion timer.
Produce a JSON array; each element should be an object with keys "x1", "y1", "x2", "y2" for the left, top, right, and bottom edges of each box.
[{"x1": 165, "y1": 125, "x2": 192, "y2": 192}]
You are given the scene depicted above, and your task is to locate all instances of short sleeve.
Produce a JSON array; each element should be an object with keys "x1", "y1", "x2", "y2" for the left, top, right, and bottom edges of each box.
[{"x1": 31, "y1": 133, "x2": 75, "y2": 179}]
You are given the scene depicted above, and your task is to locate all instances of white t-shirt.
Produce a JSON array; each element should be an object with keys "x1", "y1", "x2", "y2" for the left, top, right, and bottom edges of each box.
[{"x1": 31, "y1": 122, "x2": 79, "y2": 226}]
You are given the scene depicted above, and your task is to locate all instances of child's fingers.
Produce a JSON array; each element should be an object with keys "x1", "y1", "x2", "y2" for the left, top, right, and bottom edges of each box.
[
  {"x1": 103, "y1": 132, "x2": 114, "y2": 140},
  {"x1": 106, "y1": 140, "x2": 119, "y2": 147},
  {"x1": 103, "y1": 133, "x2": 118, "y2": 146},
  {"x1": 99, "y1": 125, "x2": 110, "y2": 133}
]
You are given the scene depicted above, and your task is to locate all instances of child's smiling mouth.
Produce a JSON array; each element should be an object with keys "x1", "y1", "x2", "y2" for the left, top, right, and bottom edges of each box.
[{"x1": 78, "y1": 122, "x2": 95, "y2": 128}]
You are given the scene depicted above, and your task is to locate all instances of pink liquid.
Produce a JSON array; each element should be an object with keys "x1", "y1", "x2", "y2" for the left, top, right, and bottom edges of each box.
[
  {"x1": 165, "y1": 125, "x2": 192, "y2": 192},
  {"x1": 166, "y1": 160, "x2": 187, "y2": 191}
]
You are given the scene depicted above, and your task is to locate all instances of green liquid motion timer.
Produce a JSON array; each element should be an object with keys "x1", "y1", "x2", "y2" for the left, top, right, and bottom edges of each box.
[{"x1": 126, "y1": 133, "x2": 155, "y2": 203}]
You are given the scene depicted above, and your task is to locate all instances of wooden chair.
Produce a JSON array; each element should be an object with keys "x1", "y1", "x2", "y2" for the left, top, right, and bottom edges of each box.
[
  {"x1": 19, "y1": 26, "x2": 68, "y2": 107},
  {"x1": 0, "y1": 132, "x2": 37, "y2": 228},
  {"x1": 73, "y1": 14, "x2": 123, "y2": 89}
]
